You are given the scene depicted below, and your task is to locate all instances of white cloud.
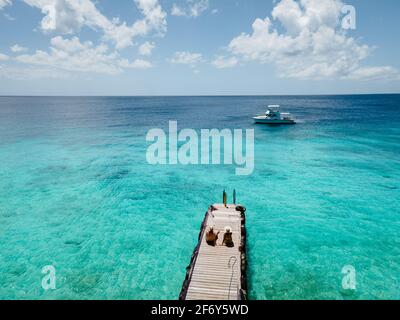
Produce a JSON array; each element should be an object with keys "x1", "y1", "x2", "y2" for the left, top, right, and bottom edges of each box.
[
  {"x1": 14, "y1": 36, "x2": 153, "y2": 76},
  {"x1": 3, "y1": 12, "x2": 15, "y2": 20},
  {"x1": 188, "y1": 0, "x2": 208, "y2": 17},
  {"x1": 0, "y1": 53, "x2": 9, "y2": 61},
  {"x1": 10, "y1": 44, "x2": 28, "y2": 53},
  {"x1": 120, "y1": 58, "x2": 153, "y2": 69},
  {"x1": 169, "y1": 51, "x2": 203, "y2": 66},
  {"x1": 130, "y1": 59, "x2": 153, "y2": 69},
  {"x1": 0, "y1": 0, "x2": 11, "y2": 9},
  {"x1": 171, "y1": 0, "x2": 209, "y2": 18},
  {"x1": 135, "y1": 0, "x2": 167, "y2": 33},
  {"x1": 272, "y1": 0, "x2": 343, "y2": 35},
  {"x1": 171, "y1": 4, "x2": 185, "y2": 17},
  {"x1": 227, "y1": 0, "x2": 400, "y2": 81},
  {"x1": 343, "y1": 66, "x2": 400, "y2": 81},
  {"x1": 0, "y1": 65, "x2": 69, "y2": 80},
  {"x1": 20, "y1": 0, "x2": 167, "y2": 50},
  {"x1": 212, "y1": 56, "x2": 238, "y2": 69},
  {"x1": 138, "y1": 41, "x2": 155, "y2": 56}
]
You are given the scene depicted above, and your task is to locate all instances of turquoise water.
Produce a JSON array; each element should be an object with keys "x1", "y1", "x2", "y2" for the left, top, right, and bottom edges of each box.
[{"x1": 0, "y1": 95, "x2": 399, "y2": 300}]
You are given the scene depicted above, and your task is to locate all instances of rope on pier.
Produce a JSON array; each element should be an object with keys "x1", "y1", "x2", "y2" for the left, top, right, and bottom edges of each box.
[{"x1": 228, "y1": 256, "x2": 238, "y2": 300}]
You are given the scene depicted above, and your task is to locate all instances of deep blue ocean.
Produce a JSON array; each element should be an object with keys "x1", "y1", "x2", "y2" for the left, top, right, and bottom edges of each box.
[{"x1": 0, "y1": 95, "x2": 399, "y2": 299}]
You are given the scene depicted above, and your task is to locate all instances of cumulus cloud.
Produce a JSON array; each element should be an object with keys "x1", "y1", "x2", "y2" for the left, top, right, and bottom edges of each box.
[
  {"x1": 0, "y1": 0, "x2": 11, "y2": 9},
  {"x1": 130, "y1": 59, "x2": 153, "y2": 69},
  {"x1": 171, "y1": 4, "x2": 185, "y2": 16},
  {"x1": 0, "y1": 1, "x2": 163, "y2": 79},
  {"x1": 10, "y1": 44, "x2": 28, "y2": 53},
  {"x1": 169, "y1": 51, "x2": 203, "y2": 66},
  {"x1": 138, "y1": 41, "x2": 155, "y2": 56},
  {"x1": 0, "y1": 53, "x2": 10, "y2": 61},
  {"x1": 0, "y1": 65, "x2": 69, "y2": 80},
  {"x1": 120, "y1": 58, "x2": 153, "y2": 69},
  {"x1": 20, "y1": 0, "x2": 167, "y2": 49},
  {"x1": 14, "y1": 36, "x2": 152, "y2": 76},
  {"x1": 226, "y1": 0, "x2": 399, "y2": 81},
  {"x1": 171, "y1": 0, "x2": 208, "y2": 18},
  {"x1": 212, "y1": 56, "x2": 238, "y2": 69},
  {"x1": 343, "y1": 66, "x2": 400, "y2": 81}
]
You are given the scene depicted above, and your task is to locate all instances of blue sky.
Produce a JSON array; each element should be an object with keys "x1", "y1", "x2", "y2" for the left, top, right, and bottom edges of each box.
[{"x1": 0, "y1": 0, "x2": 399, "y2": 95}]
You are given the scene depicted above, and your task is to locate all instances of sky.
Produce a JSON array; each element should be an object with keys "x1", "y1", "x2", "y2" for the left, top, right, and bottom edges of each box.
[{"x1": 0, "y1": 0, "x2": 399, "y2": 95}]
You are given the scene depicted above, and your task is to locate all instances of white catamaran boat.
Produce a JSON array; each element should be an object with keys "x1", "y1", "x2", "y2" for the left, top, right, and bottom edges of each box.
[{"x1": 253, "y1": 105, "x2": 296, "y2": 125}]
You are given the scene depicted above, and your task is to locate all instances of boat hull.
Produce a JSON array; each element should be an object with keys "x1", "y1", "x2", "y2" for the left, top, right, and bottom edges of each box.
[{"x1": 253, "y1": 117, "x2": 296, "y2": 125}]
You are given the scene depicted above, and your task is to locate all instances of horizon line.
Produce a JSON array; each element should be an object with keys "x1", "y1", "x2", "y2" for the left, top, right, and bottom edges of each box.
[{"x1": 1, "y1": 93, "x2": 400, "y2": 98}]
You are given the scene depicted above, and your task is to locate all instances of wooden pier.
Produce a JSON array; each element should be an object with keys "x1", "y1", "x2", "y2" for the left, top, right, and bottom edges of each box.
[{"x1": 179, "y1": 204, "x2": 247, "y2": 300}]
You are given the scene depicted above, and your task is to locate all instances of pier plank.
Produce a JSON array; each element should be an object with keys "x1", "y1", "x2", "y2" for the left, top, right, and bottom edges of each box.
[{"x1": 180, "y1": 204, "x2": 247, "y2": 300}]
